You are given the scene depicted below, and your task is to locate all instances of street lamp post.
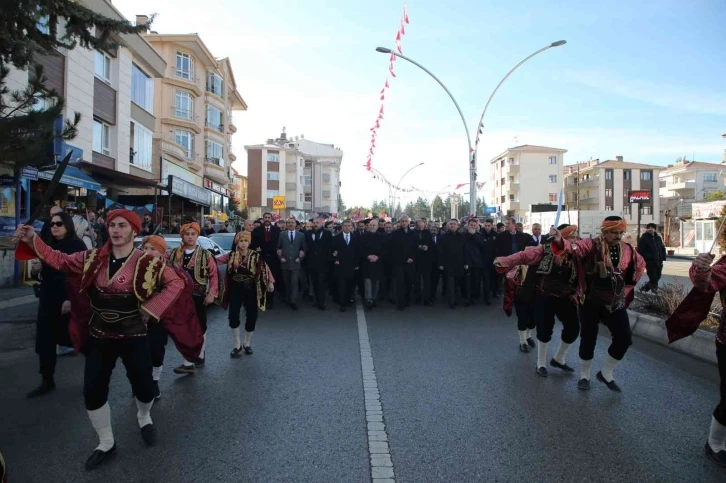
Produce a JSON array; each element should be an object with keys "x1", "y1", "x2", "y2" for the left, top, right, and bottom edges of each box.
[
  {"x1": 391, "y1": 162, "x2": 425, "y2": 216},
  {"x1": 376, "y1": 40, "x2": 566, "y2": 215}
]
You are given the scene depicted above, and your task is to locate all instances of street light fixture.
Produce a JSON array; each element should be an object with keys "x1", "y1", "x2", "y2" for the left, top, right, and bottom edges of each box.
[
  {"x1": 391, "y1": 162, "x2": 425, "y2": 215},
  {"x1": 375, "y1": 40, "x2": 566, "y2": 216}
]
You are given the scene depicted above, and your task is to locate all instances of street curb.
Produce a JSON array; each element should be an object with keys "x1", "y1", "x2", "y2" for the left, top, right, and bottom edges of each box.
[{"x1": 627, "y1": 310, "x2": 717, "y2": 365}]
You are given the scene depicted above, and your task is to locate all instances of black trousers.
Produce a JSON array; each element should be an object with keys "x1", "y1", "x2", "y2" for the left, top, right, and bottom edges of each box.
[
  {"x1": 148, "y1": 321, "x2": 168, "y2": 368},
  {"x1": 193, "y1": 295, "x2": 208, "y2": 334},
  {"x1": 393, "y1": 264, "x2": 414, "y2": 309},
  {"x1": 84, "y1": 336, "x2": 154, "y2": 410},
  {"x1": 481, "y1": 264, "x2": 495, "y2": 301},
  {"x1": 308, "y1": 268, "x2": 328, "y2": 306},
  {"x1": 646, "y1": 262, "x2": 663, "y2": 288},
  {"x1": 337, "y1": 275, "x2": 355, "y2": 307},
  {"x1": 413, "y1": 262, "x2": 431, "y2": 303},
  {"x1": 534, "y1": 294, "x2": 580, "y2": 344},
  {"x1": 430, "y1": 268, "x2": 441, "y2": 301},
  {"x1": 579, "y1": 302, "x2": 632, "y2": 361},
  {"x1": 445, "y1": 276, "x2": 467, "y2": 306},
  {"x1": 715, "y1": 341, "x2": 726, "y2": 425},
  {"x1": 468, "y1": 267, "x2": 482, "y2": 302},
  {"x1": 228, "y1": 282, "x2": 258, "y2": 332},
  {"x1": 514, "y1": 297, "x2": 536, "y2": 331},
  {"x1": 39, "y1": 353, "x2": 56, "y2": 380}
]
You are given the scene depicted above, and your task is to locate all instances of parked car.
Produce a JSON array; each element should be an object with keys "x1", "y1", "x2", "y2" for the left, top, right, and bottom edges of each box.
[
  {"x1": 209, "y1": 233, "x2": 235, "y2": 252},
  {"x1": 133, "y1": 234, "x2": 228, "y2": 279}
]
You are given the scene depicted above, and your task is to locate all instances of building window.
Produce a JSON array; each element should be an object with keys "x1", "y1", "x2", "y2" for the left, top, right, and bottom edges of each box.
[
  {"x1": 267, "y1": 152, "x2": 280, "y2": 163},
  {"x1": 267, "y1": 190, "x2": 279, "y2": 198},
  {"x1": 549, "y1": 175, "x2": 557, "y2": 183},
  {"x1": 300, "y1": 159, "x2": 304, "y2": 167},
  {"x1": 623, "y1": 205, "x2": 630, "y2": 214},
  {"x1": 323, "y1": 190, "x2": 331, "y2": 199},
  {"x1": 641, "y1": 205, "x2": 652, "y2": 215},
  {"x1": 624, "y1": 170, "x2": 631, "y2": 180},
  {"x1": 305, "y1": 193, "x2": 312, "y2": 202},
  {"x1": 623, "y1": 189, "x2": 630, "y2": 200},
  {"x1": 175, "y1": 130, "x2": 194, "y2": 159},
  {"x1": 641, "y1": 171, "x2": 652, "y2": 181},
  {"x1": 176, "y1": 51, "x2": 194, "y2": 80},
  {"x1": 704, "y1": 173, "x2": 718, "y2": 182},
  {"x1": 131, "y1": 64, "x2": 154, "y2": 113},
  {"x1": 659, "y1": 179, "x2": 667, "y2": 188},
  {"x1": 549, "y1": 156, "x2": 557, "y2": 164},
  {"x1": 605, "y1": 206, "x2": 613, "y2": 211},
  {"x1": 501, "y1": 177, "x2": 506, "y2": 186},
  {"x1": 605, "y1": 188, "x2": 613, "y2": 197},
  {"x1": 205, "y1": 106, "x2": 223, "y2": 132},
  {"x1": 206, "y1": 71, "x2": 223, "y2": 96},
  {"x1": 304, "y1": 175, "x2": 311, "y2": 186},
  {"x1": 605, "y1": 170, "x2": 613, "y2": 180},
  {"x1": 267, "y1": 172, "x2": 279, "y2": 181},
  {"x1": 501, "y1": 195, "x2": 505, "y2": 203},
  {"x1": 92, "y1": 119, "x2": 110, "y2": 156},
  {"x1": 548, "y1": 193, "x2": 558, "y2": 202},
  {"x1": 130, "y1": 121, "x2": 153, "y2": 170},
  {"x1": 205, "y1": 140, "x2": 224, "y2": 166},
  {"x1": 500, "y1": 160, "x2": 504, "y2": 168},
  {"x1": 94, "y1": 51, "x2": 111, "y2": 83},
  {"x1": 509, "y1": 194, "x2": 515, "y2": 201},
  {"x1": 322, "y1": 173, "x2": 331, "y2": 183},
  {"x1": 508, "y1": 158, "x2": 514, "y2": 164},
  {"x1": 300, "y1": 193, "x2": 303, "y2": 202},
  {"x1": 174, "y1": 90, "x2": 194, "y2": 120}
]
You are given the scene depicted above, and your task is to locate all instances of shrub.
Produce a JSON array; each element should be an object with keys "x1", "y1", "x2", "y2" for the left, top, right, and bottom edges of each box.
[{"x1": 634, "y1": 282, "x2": 721, "y2": 331}]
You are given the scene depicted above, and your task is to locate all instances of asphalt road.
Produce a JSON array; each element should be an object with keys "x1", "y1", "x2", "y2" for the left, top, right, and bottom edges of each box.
[{"x1": 0, "y1": 291, "x2": 723, "y2": 482}]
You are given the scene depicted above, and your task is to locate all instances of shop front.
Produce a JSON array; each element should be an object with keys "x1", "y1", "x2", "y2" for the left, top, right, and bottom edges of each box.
[
  {"x1": 203, "y1": 178, "x2": 233, "y2": 222},
  {"x1": 168, "y1": 175, "x2": 211, "y2": 223}
]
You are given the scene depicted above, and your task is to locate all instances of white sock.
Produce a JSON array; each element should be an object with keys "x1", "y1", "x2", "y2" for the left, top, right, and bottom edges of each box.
[
  {"x1": 135, "y1": 398, "x2": 154, "y2": 428},
  {"x1": 525, "y1": 328, "x2": 533, "y2": 340},
  {"x1": 553, "y1": 342, "x2": 572, "y2": 365},
  {"x1": 87, "y1": 402, "x2": 115, "y2": 452},
  {"x1": 518, "y1": 330, "x2": 527, "y2": 344},
  {"x1": 232, "y1": 327, "x2": 241, "y2": 350},
  {"x1": 537, "y1": 342, "x2": 548, "y2": 369},
  {"x1": 708, "y1": 416, "x2": 726, "y2": 452},
  {"x1": 182, "y1": 359, "x2": 194, "y2": 367},
  {"x1": 199, "y1": 333, "x2": 207, "y2": 359},
  {"x1": 580, "y1": 358, "x2": 593, "y2": 380},
  {"x1": 152, "y1": 365, "x2": 163, "y2": 382},
  {"x1": 244, "y1": 330, "x2": 253, "y2": 347},
  {"x1": 600, "y1": 354, "x2": 620, "y2": 382}
]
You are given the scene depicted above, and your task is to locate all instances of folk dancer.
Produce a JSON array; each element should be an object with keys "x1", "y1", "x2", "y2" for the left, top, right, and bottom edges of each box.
[
  {"x1": 217, "y1": 231, "x2": 274, "y2": 357},
  {"x1": 551, "y1": 216, "x2": 645, "y2": 392},
  {"x1": 665, "y1": 251, "x2": 726, "y2": 467},
  {"x1": 495, "y1": 224, "x2": 583, "y2": 376},
  {"x1": 14, "y1": 210, "x2": 184, "y2": 470},
  {"x1": 141, "y1": 235, "x2": 204, "y2": 398},
  {"x1": 168, "y1": 222, "x2": 219, "y2": 374}
]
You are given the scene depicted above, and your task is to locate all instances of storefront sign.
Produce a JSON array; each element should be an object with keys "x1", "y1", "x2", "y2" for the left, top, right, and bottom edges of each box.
[
  {"x1": 20, "y1": 166, "x2": 38, "y2": 181},
  {"x1": 272, "y1": 196, "x2": 286, "y2": 209},
  {"x1": 693, "y1": 200, "x2": 726, "y2": 219},
  {"x1": 168, "y1": 175, "x2": 211, "y2": 206},
  {"x1": 160, "y1": 159, "x2": 202, "y2": 188},
  {"x1": 0, "y1": 175, "x2": 14, "y2": 186},
  {"x1": 629, "y1": 190, "x2": 651, "y2": 203},
  {"x1": 203, "y1": 178, "x2": 232, "y2": 197}
]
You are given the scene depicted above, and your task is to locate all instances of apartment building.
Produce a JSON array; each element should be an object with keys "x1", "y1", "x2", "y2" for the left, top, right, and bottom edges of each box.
[
  {"x1": 488, "y1": 145, "x2": 567, "y2": 218},
  {"x1": 139, "y1": 30, "x2": 246, "y2": 219},
  {"x1": 563, "y1": 156, "x2": 663, "y2": 231},
  {"x1": 659, "y1": 159, "x2": 726, "y2": 219},
  {"x1": 245, "y1": 129, "x2": 343, "y2": 219}
]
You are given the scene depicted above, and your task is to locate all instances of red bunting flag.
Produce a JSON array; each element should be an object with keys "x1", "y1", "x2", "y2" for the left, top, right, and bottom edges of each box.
[
  {"x1": 385, "y1": 79, "x2": 390, "y2": 88},
  {"x1": 389, "y1": 64, "x2": 396, "y2": 77},
  {"x1": 455, "y1": 183, "x2": 468, "y2": 190},
  {"x1": 379, "y1": 105, "x2": 384, "y2": 113},
  {"x1": 403, "y1": 3, "x2": 409, "y2": 23},
  {"x1": 469, "y1": 146, "x2": 475, "y2": 153},
  {"x1": 390, "y1": 52, "x2": 396, "y2": 63},
  {"x1": 380, "y1": 93, "x2": 385, "y2": 100}
]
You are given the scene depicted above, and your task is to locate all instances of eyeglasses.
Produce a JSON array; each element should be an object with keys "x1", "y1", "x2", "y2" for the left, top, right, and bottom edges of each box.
[{"x1": 49, "y1": 221, "x2": 64, "y2": 228}]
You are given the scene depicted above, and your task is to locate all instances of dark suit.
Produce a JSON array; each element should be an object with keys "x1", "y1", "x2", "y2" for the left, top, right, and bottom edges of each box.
[
  {"x1": 277, "y1": 229, "x2": 307, "y2": 304},
  {"x1": 412, "y1": 229, "x2": 434, "y2": 304},
  {"x1": 532, "y1": 235, "x2": 549, "y2": 246},
  {"x1": 438, "y1": 230, "x2": 467, "y2": 306},
  {"x1": 388, "y1": 228, "x2": 418, "y2": 309},
  {"x1": 332, "y1": 232, "x2": 358, "y2": 308},
  {"x1": 430, "y1": 232, "x2": 442, "y2": 301},
  {"x1": 480, "y1": 229, "x2": 497, "y2": 301},
  {"x1": 252, "y1": 224, "x2": 282, "y2": 305},
  {"x1": 305, "y1": 229, "x2": 332, "y2": 308}
]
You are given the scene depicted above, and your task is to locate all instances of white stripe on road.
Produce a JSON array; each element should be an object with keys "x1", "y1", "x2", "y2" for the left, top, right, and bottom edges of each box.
[
  {"x1": 0, "y1": 295, "x2": 36, "y2": 310},
  {"x1": 356, "y1": 304, "x2": 396, "y2": 483}
]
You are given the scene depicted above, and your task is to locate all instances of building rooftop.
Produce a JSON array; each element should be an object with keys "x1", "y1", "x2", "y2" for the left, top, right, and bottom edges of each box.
[
  {"x1": 661, "y1": 160, "x2": 726, "y2": 175},
  {"x1": 490, "y1": 144, "x2": 567, "y2": 162},
  {"x1": 564, "y1": 158, "x2": 663, "y2": 174}
]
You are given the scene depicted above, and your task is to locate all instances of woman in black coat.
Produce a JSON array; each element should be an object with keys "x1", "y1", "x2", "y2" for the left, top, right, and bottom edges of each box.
[
  {"x1": 359, "y1": 221, "x2": 387, "y2": 308},
  {"x1": 27, "y1": 211, "x2": 87, "y2": 398}
]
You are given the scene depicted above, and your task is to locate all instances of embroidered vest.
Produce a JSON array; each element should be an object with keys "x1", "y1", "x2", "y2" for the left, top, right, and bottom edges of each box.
[
  {"x1": 584, "y1": 239, "x2": 635, "y2": 311},
  {"x1": 535, "y1": 244, "x2": 576, "y2": 296},
  {"x1": 170, "y1": 247, "x2": 211, "y2": 295}
]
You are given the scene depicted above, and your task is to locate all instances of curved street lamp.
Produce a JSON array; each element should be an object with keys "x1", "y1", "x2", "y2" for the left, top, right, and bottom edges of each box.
[
  {"x1": 391, "y1": 162, "x2": 425, "y2": 215},
  {"x1": 376, "y1": 40, "x2": 566, "y2": 215}
]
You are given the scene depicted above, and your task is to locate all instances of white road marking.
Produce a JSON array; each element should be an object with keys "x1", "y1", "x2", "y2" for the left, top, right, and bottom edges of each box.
[
  {"x1": 356, "y1": 304, "x2": 396, "y2": 483},
  {"x1": 0, "y1": 295, "x2": 36, "y2": 310}
]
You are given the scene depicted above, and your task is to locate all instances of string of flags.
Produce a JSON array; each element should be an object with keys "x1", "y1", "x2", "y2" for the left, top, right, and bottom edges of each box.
[{"x1": 366, "y1": 3, "x2": 409, "y2": 172}]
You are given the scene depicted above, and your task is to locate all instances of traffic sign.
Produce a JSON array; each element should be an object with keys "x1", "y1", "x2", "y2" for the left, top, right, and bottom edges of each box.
[
  {"x1": 272, "y1": 196, "x2": 286, "y2": 210},
  {"x1": 21, "y1": 166, "x2": 38, "y2": 181}
]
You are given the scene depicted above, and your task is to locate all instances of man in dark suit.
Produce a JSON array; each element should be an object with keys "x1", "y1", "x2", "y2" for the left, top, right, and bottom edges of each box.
[
  {"x1": 480, "y1": 218, "x2": 497, "y2": 304},
  {"x1": 531, "y1": 223, "x2": 549, "y2": 245},
  {"x1": 429, "y1": 223, "x2": 442, "y2": 303},
  {"x1": 277, "y1": 217, "x2": 307, "y2": 310},
  {"x1": 251, "y1": 212, "x2": 282, "y2": 308},
  {"x1": 463, "y1": 218, "x2": 485, "y2": 305},
  {"x1": 413, "y1": 219, "x2": 434, "y2": 305},
  {"x1": 332, "y1": 219, "x2": 359, "y2": 312},
  {"x1": 387, "y1": 214, "x2": 417, "y2": 311},
  {"x1": 438, "y1": 219, "x2": 467, "y2": 308},
  {"x1": 494, "y1": 217, "x2": 534, "y2": 258},
  {"x1": 305, "y1": 217, "x2": 333, "y2": 310}
]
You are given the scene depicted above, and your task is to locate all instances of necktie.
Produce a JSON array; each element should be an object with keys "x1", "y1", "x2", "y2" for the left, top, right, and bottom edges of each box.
[
  {"x1": 345, "y1": 234, "x2": 349, "y2": 245},
  {"x1": 290, "y1": 231, "x2": 293, "y2": 243}
]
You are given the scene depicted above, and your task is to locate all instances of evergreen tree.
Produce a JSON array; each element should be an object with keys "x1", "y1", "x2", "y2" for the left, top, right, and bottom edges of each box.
[{"x1": 337, "y1": 194, "x2": 346, "y2": 213}]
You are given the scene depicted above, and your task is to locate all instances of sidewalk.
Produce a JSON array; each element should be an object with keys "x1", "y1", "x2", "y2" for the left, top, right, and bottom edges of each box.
[{"x1": 0, "y1": 286, "x2": 38, "y2": 352}]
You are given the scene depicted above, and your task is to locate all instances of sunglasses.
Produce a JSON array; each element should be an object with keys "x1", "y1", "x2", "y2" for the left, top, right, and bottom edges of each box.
[{"x1": 49, "y1": 221, "x2": 65, "y2": 228}]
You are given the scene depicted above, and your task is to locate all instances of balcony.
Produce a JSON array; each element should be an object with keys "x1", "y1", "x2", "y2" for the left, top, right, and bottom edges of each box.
[
  {"x1": 205, "y1": 120, "x2": 224, "y2": 133},
  {"x1": 504, "y1": 163, "x2": 519, "y2": 174},
  {"x1": 162, "y1": 107, "x2": 201, "y2": 134},
  {"x1": 668, "y1": 180, "x2": 696, "y2": 191},
  {"x1": 162, "y1": 73, "x2": 201, "y2": 96},
  {"x1": 303, "y1": 201, "x2": 312, "y2": 210},
  {"x1": 228, "y1": 150, "x2": 237, "y2": 162},
  {"x1": 578, "y1": 196, "x2": 599, "y2": 204},
  {"x1": 204, "y1": 158, "x2": 228, "y2": 184},
  {"x1": 160, "y1": 134, "x2": 188, "y2": 163},
  {"x1": 228, "y1": 115, "x2": 237, "y2": 134},
  {"x1": 578, "y1": 176, "x2": 599, "y2": 188},
  {"x1": 505, "y1": 201, "x2": 520, "y2": 210},
  {"x1": 286, "y1": 182, "x2": 297, "y2": 191},
  {"x1": 507, "y1": 182, "x2": 519, "y2": 193}
]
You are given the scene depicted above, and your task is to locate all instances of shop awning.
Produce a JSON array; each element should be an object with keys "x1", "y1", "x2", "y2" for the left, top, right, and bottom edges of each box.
[{"x1": 38, "y1": 166, "x2": 101, "y2": 191}]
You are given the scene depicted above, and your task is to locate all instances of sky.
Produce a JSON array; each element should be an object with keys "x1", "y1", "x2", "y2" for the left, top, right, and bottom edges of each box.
[{"x1": 117, "y1": 0, "x2": 726, "y2": 208}]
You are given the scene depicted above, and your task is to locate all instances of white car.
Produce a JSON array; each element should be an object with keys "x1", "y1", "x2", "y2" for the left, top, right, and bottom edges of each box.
[{"x1": 133, "y1": 234, "x2": 226, "y2": 256}]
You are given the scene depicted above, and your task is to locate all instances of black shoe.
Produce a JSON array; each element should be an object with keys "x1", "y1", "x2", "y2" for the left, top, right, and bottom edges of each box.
[
  {"x1": 194, "y1": 357, "x2": 205, "y2": 368},
  {"x1": 705, "y1": 442, "x2": 726, "y2": 467},
  {"x1": 550, "y1": 359, "x2": 575, "y2": 373},
  {"x1": 340, "y1": 306, "x2": 347, "y2": 312},
  {"x1": 577, "y1": 378, "x2": 590, "y2": 390},
  {"x1": 85, "y1": 444, "x2": 116, "y2": 471},
  {"x1": 230, "y1": 347, "x2": 242, "y2": 358},
  {"x1": 26, "y1": 379, "x2": 56, "y2": 398},
  {"x1": 596, "y1": 371, "x2": 622, "y2": 393},
  {"x1": 173, "y1": 364, "x2": 196, "y2": 375},
  {"x1": 153, "y1": 381, "x2": 160, "y2": 400},
  {"x1": 484, "y1": 300, "x2": 492, "y2": 306},
  {"x1": 492, "y1": 293, "x2": 500, "y2": 299},
  {"x1": 527, "y1": 337, "x2": 536, "y2": 348},
  {"x1": 244, "y1": 345, "x2": 253, "y2": 355},
  {"x1": 536, "y1": 367, "x2": 549, "y2": 378},
  {"x1": 365, "y1": 300, "x2": 373, "y2": 309},
  {"x1": 140, "y1": 423, "x2": 157, "y2": 446},
  {"x1": 519, "y1": 343, "x2": 530, "y2": 353},
  {"x1": 317, "y1": 303, "x2": 326, "y2": 311}
]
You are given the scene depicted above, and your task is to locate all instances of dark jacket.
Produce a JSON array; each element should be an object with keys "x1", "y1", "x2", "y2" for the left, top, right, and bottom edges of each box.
[
  {"x1": 494, "y1": 231, "x2": 533, "y2": 258},
  {"x1": 429, "y1": 232, "x2": 442, "y2": 269},
  {"x1": 463, "y1": 230, "x2": 485, "y2": 267},
  {"x1": 387, "y1": 228, "x2": 418, "y2": 266},
  {"x1": 305, "y1": 229, "x2": 332, "y2": 271},
  {"x1": 359, "y1": 231, "x2": 387, "y2": 280},
  {"x1": 251, "y1": 225, "x2": 281, "y2": 259},
  {"x1": 531, "y1": 234, "x2": 550, "y2": 246},
  {"x1": 438, "y1": 230, "x2": 467, "y2": 277},
  {"x1": 413, "y1": 229, "x2": 435, "y2": 265},
  {"x1": 637, "y1": 232, "x2": 666, "y2": 263},
  {"x1": 332, "y1": 232, "x2": 358, "y2": 279},
  {"x1": 480, "y1": 229, "x2": 496, "y2": 262}
]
